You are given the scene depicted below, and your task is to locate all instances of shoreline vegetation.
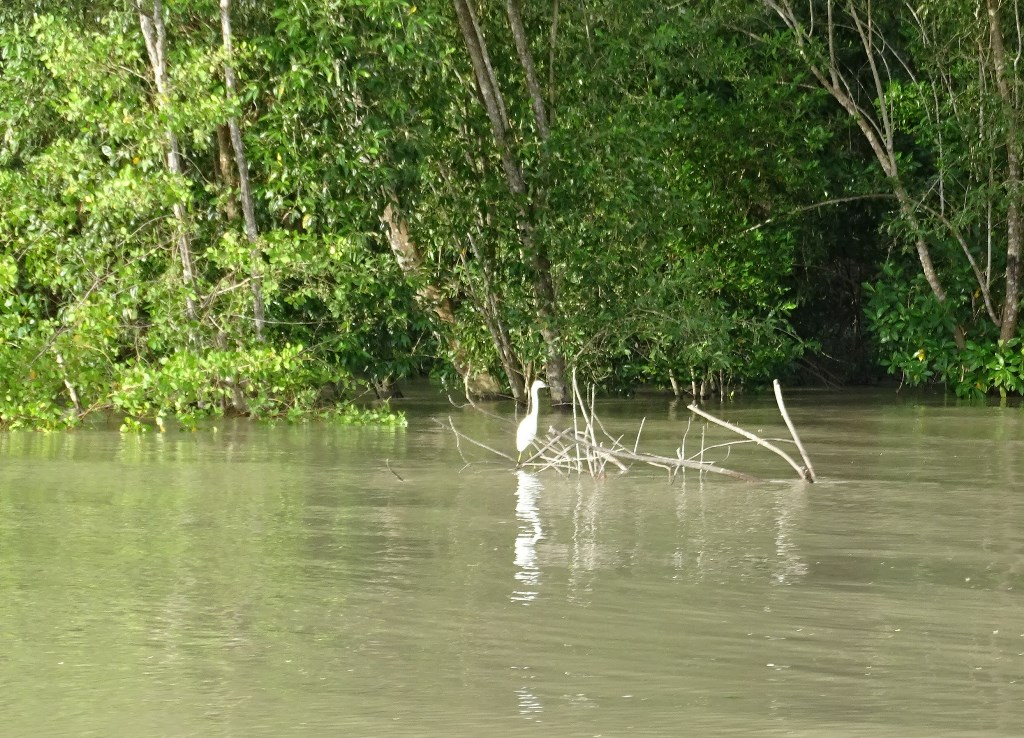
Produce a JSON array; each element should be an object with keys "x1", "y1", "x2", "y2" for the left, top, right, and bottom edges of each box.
[{"x1": 3, "y1": 3, "x2": 1024, "y2": 430}]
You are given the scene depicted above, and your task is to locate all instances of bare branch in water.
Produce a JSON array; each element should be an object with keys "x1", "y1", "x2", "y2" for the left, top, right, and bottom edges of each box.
[
  {"x1": 444, "y1": 415, "x2": 515, "y2": 461},
  {"x1": 687, "y1": 402, "x2": 813, "y2": 482},
  {"x1": 773, "y1": 379, "x2": 816, "y2": 482}
]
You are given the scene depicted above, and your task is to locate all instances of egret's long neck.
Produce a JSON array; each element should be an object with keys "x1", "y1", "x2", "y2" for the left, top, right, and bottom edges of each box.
[{"x1": 530, "y1": 385, "x2": 540, "y2": 416}]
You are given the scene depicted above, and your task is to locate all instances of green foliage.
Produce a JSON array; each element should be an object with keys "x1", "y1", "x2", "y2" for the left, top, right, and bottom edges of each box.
[
  {"x1": 864, "y1": 266, "x2": 961, "y2": 387},
  {"x1": 524, "y1": 6, "x2": 827, "y2": 391},
  {"x1": 9, "y1": 0, "x2": 1016, "y2": 423},
  {"x1": 322, "y1": 404, "x2": 408, "y2": 428},
  {"x1": 956, "y1": 339, "x2": 1024, "y2": 399},
  {"x1": 0, "y1": 7, "x2": 408, "y2": 428},
  {"x1": 865, "y1": 264, "x2": 1024, "y2": 397},
  {"x1": 767, "y1": 0, "x2": 1024, "y2": 393}
]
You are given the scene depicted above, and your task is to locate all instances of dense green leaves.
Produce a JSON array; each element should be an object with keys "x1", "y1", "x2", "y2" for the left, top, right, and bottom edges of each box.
[
  {"x1": 2, "y1": 0, "x2": 1023, "y2": 430},
  {"x1": 0, "y1": 3, "x2": 418, "y2": 427}
]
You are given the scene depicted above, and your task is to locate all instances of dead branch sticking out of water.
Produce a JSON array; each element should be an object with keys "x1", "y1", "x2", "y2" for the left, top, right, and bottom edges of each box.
[
  {"x1": 772, "y1": 379, "x2": 816, "y2": 481},
  {"x1": 444, "y1": 374, "x2": 815, "y2": 482},
  {"x1": 685, "y1": 380, "x2": 815, "y2": 482}
]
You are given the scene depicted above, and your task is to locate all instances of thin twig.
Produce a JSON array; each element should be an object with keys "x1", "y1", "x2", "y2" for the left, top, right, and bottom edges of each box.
[{"x1": 441, "y1": 416, "x2": 516, "y2": 461}]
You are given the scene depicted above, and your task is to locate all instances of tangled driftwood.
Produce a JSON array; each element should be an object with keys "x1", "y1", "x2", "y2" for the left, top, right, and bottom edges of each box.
[{"x1": 444, "y1": 375, "x2": 816, "y2": 483}]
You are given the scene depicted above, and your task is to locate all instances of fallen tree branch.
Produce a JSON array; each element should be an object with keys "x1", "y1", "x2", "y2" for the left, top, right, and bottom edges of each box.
[
  {"x1": 686, "y1": 401, "x2": 813, "y2": 482},
  {"x1": 440, "y1": 416, "x2": 516, "y2": 462}
]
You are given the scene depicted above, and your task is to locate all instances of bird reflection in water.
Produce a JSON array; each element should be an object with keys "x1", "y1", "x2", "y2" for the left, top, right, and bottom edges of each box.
[{"x1": 512, "y1": 470, "x2": 544, "y2": 604}]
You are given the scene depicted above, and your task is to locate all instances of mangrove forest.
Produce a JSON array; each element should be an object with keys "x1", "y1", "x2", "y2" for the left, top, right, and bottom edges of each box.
[{"x1": 2, "y1": 0, "x2": 1024, "y2": 428}]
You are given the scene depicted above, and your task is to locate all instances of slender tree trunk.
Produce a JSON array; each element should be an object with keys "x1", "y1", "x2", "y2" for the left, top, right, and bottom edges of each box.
[
  {"x1": 548, "y1": 0, "x2": 559, "y2": 120},
  {"x1": 465, "y1": 232, "x2": 527, "y2": 402},
  {"x1": 987, "y1": 0, "x2": 1022, "y2": 341},
  {"x1": 135, "y1": 0, "x2": 196, "y2": 321},
  {"x1": 381, "y1": 199, "x2": 503, "y2": 399},
  {"x1": 528, "y1": 234, "x2": 567, "y2": 402},
  {"x1": 504, "y1": 0, "x2": 568, "y2": 401},
  {"x1": 220, "y1": 0, "x2": 265, "y2": 339},
  {"x1": 452, "y1": 0, "x2": 570, "y2": 403},
  {"x1": 506, "y1": 0, "x2": 549, "y2": 138},
  {"x1": 452, "y1": 0, "x2": 521, "y2": 191}
]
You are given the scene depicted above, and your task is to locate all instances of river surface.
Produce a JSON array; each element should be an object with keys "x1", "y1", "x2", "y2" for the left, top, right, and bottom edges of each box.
[{"x1": 1, "y1": 388, "x2": 1022, "y2": 736}]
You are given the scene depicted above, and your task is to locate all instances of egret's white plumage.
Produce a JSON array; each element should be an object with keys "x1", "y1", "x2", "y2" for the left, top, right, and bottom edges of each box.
[{"x1": 516, "y1": 379, "x2": 548, "y2": 463}]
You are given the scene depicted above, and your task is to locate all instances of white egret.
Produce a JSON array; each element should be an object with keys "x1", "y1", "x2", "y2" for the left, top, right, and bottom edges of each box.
[{"x1": 516, "y1": 379, "x2": 548, "y2": 464}]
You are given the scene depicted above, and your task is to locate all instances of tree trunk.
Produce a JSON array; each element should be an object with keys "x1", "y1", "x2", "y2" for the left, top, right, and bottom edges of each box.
[
  {"x1": 506, "y1": 0, "x2": 549, "y2": 138},
  {"x1": 527, "y1": 228, "x2": 567, "y2": 402},
  {"x1": 452, "y1": 0, "x2": 570, "y2": 403},
  {"x1": 503, "y1": 0, "x2": 569, "y2": 401},
  {"x1": 464, "y1": 232, "x2": 526, "y2": 402},
  {"x1": 220, "y1": 0, "x2": 265, "y2": 339},
  {"x1": 452, "y1": 0, "x2": 522, "y2": 192},
  {"x1": 215, "y1": 124, "x2": 239, "y2": 220},
  {"x1": 135, "y1": 0, "x2": 197, "y2": 321},
  {"x1": 987, "y1": 0, "x2": 1022, "y2": 341},
  {"x1": 381, "y1": 199, "x2": 503, "y2": 399}
]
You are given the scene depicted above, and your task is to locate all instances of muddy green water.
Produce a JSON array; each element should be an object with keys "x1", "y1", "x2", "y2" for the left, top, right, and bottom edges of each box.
[{"x1": 1, "y1": 390, "x2": 1022, "y2": 736}]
